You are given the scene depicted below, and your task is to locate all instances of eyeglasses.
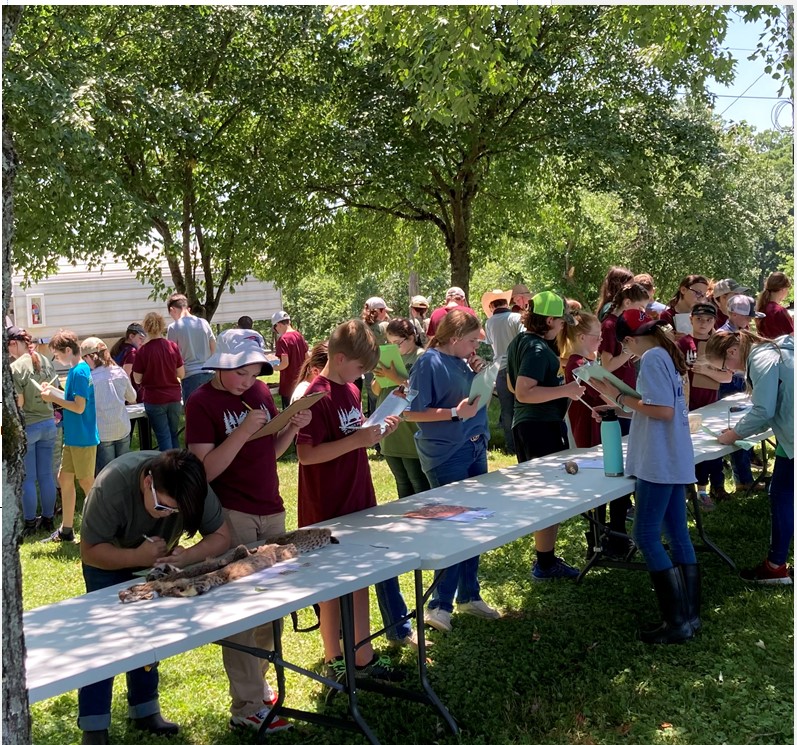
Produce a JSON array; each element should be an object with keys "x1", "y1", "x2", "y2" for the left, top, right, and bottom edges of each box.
[
  {"x1": 149, "y1": 474, "x2": 179, "y2": 514},
  {"x1": 688, "y1": 287, "x2": 707, "y2": 299}
]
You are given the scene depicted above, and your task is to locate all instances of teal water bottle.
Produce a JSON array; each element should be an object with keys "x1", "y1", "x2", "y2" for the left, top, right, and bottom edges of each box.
[{"x1": 600, "y1": 409, "x2": 624, "y2": 477}]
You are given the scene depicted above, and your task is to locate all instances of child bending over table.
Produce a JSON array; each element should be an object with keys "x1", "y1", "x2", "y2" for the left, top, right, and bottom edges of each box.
[{"x1": 592, "y1": 309, "x2": 699, "y2": 644}]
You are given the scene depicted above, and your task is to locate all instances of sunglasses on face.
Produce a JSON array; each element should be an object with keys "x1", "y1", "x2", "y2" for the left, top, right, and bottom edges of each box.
[{"x1": 149, "y1": 474, "x2": 179, "y2": 514}]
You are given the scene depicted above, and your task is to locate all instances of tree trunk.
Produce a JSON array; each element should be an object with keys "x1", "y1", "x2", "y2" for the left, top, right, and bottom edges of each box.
[
  {"x1": 447, "y1": 190, "x2": 472, "y2": 299},
  {"x1": 2, "y1": 6, "x2": 33, "y2": 745}
]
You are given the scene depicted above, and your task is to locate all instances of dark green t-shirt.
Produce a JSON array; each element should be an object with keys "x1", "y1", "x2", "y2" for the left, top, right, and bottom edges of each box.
[
  {"x1": 506, "y1": 333, "x2": 568, "y2": 425},
  {"x1": 80, "y1": 450, "x2": 224, "y2": 566},
  {"x1": 11, "y1": 353, "x2": 57, "y2": 425}
]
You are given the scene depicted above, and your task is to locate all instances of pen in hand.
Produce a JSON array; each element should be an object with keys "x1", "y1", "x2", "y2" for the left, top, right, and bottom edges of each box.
[{"x1": 142, "y1": 534, "x2": 155, "y2": 543}]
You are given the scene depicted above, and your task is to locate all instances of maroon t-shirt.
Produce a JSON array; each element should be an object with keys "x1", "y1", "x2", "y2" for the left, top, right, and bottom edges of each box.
[
  {"x1": 756, "y1": 302, "x2": 794, "y2": 339},
  {"x1": 599, "y1": 314, "x2": 637, "y2": 389},
  {"x1": 427, "y1": 304, "x2": 477, "y2": 337},
  {"x1": 276, "y1": 330, "x2": 309, "y2": 398},
  {"x1": 131, "y1": 338, "x2": 183, "y2": 405},
  {"x1": 185, "y1": 380, "x2": 283, "y2": 516},
  {"x1": 564, "y1": 354, "x2": 602, "y2": 448},
  {"x1": 118, "y1": 345, "x2": 143, "y2": 402},
  {"x1": 677, "y1": 335, "x2": 719, "y2": 410},
  {"x1": 296, "y1": 375, "x2": 375, "y2": 528},
  {"x1": 714, "y1": 306, "x2": 728, "y2": 330}
]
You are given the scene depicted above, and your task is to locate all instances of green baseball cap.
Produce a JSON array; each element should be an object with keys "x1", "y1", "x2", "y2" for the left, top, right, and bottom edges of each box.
[{"x1": 531, "y1": 291, "x2": 575, "y2": 325}]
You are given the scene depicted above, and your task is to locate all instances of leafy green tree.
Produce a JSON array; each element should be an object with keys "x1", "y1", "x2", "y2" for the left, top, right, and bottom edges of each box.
[
  {"x1": 292, "y1": 5, "x2": 739, "y2": 296},
  {"x1": 5, "y1": 5, "x2": 319, "y2": 319}
]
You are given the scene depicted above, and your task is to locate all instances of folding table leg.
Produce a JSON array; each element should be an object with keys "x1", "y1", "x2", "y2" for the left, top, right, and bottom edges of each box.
[{"x1": 688, "y1": 492, "x2": 737, "y2": 570}]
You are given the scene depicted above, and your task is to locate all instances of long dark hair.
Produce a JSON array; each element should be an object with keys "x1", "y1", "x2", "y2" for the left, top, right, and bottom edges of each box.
[
  {"x1": 667, "y1": 275, "x2": 709, "y2": 309},
  {"x1": 756, "y1": 271, "x2": 791, "y2": 313},
  {"x1": 595, "y1": 266, "x2": 634, "y2": 315}
]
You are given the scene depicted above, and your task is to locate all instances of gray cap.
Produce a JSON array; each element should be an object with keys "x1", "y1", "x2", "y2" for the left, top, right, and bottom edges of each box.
[{"x1": 713, "y1": 278, "x2": 750, "y2": 298}]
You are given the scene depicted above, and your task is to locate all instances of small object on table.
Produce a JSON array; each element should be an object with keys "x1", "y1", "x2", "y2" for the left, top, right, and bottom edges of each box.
[{"x1": 565, "y1": 460, "x2": 579, "y2": 475}]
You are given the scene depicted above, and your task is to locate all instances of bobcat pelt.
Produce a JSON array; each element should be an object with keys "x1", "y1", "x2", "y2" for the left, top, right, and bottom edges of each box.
[{"x1": 118, "y1": 527, "x2": 337, "y2": 604}]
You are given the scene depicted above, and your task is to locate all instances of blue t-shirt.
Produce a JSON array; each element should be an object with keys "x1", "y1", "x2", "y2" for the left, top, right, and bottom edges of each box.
[
  {"x1": 625, "y1": 347, "x2": 694, "y2": 485},
  {"x1": 63, "y1": 360, "x2": 99, "y2": 447},
  {"x1": 408, "y1": 348, "x2": 489, "y2": 472}
]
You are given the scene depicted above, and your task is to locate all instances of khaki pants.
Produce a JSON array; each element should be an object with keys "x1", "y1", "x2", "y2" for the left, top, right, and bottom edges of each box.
[{"x1": 221, "y1": 509, "x2": 286, "y2": 717}]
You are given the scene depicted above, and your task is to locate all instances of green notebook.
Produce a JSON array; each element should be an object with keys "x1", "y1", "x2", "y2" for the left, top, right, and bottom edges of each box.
[{"x1": 375, "y1": 344, "x2": 408, "y2": 387}]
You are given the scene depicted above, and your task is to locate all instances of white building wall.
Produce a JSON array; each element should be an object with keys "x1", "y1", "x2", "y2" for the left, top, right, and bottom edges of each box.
[{"x1": 11, "y1": 257, "x2": 283, "y2": 341}]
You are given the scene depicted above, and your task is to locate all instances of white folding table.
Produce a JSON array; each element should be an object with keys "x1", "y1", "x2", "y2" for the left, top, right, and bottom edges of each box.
[{"x1": 25, "y1": 542, "x2": 457, "y2": 744}]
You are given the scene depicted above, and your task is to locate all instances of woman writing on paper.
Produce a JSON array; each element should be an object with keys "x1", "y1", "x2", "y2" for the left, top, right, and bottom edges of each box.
[
  {"x1": 591, "y1": 309, "x2": 699, "y2": 644},
  {"x1": 404, "y1": 310, "x2": 500, "y2": 633},
  {"x1": 706, "y1": 330, "x2": 794, "y2": 585}
]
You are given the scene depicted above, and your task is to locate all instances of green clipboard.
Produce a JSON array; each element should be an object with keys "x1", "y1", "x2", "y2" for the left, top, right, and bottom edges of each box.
[{"x1": 375, "y1": 344, "x2": 408, "y2": 387}]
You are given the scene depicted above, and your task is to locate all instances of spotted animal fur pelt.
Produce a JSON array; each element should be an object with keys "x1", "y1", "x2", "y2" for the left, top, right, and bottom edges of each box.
[{"x1": 118, "y1": 527, "x2": 337, "y2": 603}]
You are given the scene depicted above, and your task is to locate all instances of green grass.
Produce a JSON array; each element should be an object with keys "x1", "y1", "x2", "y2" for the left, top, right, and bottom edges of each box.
[{"x1": 22, "y1": 399, "x2": 793, "y2": 745}]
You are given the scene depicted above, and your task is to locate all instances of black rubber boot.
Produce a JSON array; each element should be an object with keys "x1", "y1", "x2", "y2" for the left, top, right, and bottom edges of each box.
[
  {"x1": 21, "y1": 518, "x2": 39, "y2": 538},
  {"x1": 678, "y1": 563, "x2": 702, "y2": 634},
  {"x1": 131, "y1": 713, "x2": 180, "y2": 736},
  {"x1": 639, "y1": 566, "x2": 694, "y2": 644},
  {"x1": 81, "y1": 730, "x2": 109, "y2": 745}
]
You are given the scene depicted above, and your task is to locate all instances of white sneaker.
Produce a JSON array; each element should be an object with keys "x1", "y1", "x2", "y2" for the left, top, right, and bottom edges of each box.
[
  {"x1": 263, "y1": 680, "x2": 278, "y2": 707},
  {"x1": 229, "y1": 706, "x2": 292, "y2": 733},
  {"x1": 457, "y1": 599, "x2": 501, "y2": 620},
  {"x1": 389, "y1": 629, "x2": 433, "y2": 650},
  {"x1": 424, "y1": 607, "x2": 452, "y2": 633}
]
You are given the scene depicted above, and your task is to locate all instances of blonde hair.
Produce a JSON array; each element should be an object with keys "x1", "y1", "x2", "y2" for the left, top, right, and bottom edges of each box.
[
  {"x1": 756, "y1": 271, "x2": 791, "y2": 313},
  {"x1": 298, "y1": 341, "x2": 329, "y2": 383},
  {"x1": 558, "y1": 310, "x2": 599, "y2": 360},
  {"x1": 428, "y1": 310, "x2": 481, "y2": 349},
  {"x1": 143, "y1": 312, "x2": 167, "y2": 338},
  {"x1": 329, "y1": 319, "x2": 380, "y2": 369},
  {"x1": 705, "y1": 329, "x2": 773, "y2": 368}
]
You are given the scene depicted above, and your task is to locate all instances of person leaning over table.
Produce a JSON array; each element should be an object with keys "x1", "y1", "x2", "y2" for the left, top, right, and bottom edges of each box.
[
  {"x1": 77, "y1": 449, "x2": 231, "y2": 745},
  {"x1": 591, "y1": 309, "x2": 699, "y2": 645},
  {"x1": 705, "y1": 330, "x2": 794, "y2": 585}
]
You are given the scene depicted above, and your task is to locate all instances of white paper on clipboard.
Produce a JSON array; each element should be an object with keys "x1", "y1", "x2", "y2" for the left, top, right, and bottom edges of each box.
[
  {"x1": 674, "y1": 313, "x2": 693, "y2": 335},
  {"x1": 363, "y1": 386, "x2": 417, "y2": 433},
  {"x1": 572, "y1": 363, "x2": 640, "y2": 413},
  {"x1": 468, "y1": 360, "x2": 500, "y2": 410}
]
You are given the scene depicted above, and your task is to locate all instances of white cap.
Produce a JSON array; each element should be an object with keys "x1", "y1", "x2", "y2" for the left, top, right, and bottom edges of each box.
[
  {"x1": 271, "y1": 310, "x2": 290, "y2": 327},
  {"x1": 365, "y1": 297, "x2": 393, "y2": 312}
]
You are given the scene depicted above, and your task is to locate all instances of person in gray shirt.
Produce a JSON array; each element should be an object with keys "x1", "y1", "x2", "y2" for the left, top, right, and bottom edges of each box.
[{"x1": 166, "y1": 293, "x2": 216, "y2": 403}]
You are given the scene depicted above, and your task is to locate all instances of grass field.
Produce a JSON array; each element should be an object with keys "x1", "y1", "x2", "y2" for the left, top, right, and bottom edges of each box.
[{"x1": 21, "y1": 400, "x2": 793, "y2": 745}]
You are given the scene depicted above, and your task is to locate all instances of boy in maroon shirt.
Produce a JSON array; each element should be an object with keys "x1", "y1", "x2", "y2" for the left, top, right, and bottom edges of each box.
[
  {"x1": 271, "y1": 310, "x2": 309, "y2": 409},
  {"x1": 185, "y1": 329, "x2": 311, "y2": 733},
  {"x1": 296, "y1": 319, "x2": 400, "y2": 681},
  {"x1": 677, "y1": 303, "x2": 733, "y2": 509}
]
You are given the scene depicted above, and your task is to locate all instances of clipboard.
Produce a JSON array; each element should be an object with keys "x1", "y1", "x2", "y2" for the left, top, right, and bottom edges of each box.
[
  {"x1": 374, "y1": 344, "x2": 408, "y2": 387},
  {"x1": 572, "y1": 363, "x2": 640, "y2": 413},
  {"x1": 468, "y1": 360, "x2": 500, "y2": 410},
  {"x1": 673, "y1": 313, "x2": 693, "y2": 335},
  {"x1": 35, "y1": 382, "x2": 65, "y2": 401},
  {"x1": 247, "y1": 391, "x2": 327, "y2": 441}
]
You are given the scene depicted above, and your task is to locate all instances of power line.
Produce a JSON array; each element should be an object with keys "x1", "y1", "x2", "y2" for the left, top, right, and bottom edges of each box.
[{"x1": 719, "y1": 71, "x2": 767, "y2": 116}]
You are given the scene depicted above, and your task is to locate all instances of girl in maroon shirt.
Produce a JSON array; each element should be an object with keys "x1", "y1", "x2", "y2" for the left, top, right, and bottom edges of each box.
[{"x1": 756, "y1": 271, "x2": 794, "y2": 339}]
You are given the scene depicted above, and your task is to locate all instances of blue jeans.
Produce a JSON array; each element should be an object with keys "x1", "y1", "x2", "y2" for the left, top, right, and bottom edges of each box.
[
  {"x1": 144, "y1": 402, "x2": 182, "y2": 451},
  {"x1": 768, "y1": 456, "x2": 794, "y2": 566},
  {"x1": 78, "y1": 564, "x2": 162, "y2": 731},
  {"x1": 96, "y1": 436, "x2": 131, "y2": 475},
  {"x1": 495, "y1": 370, "x2": 516, "y2": 454},
  {"x1": 632, "y1": 479, "x2": 697, "y2": 572},
  {"x1": 22, "y1": 419, "x2": 57, "y2": 520},
  {"x1": 731, "y1": 449, "x2": 753, "y2": 486},
  {"x1": 375, "y1": 456, "x2": 430, "y2": 640},
  {"x1": 423, "y1": 436, "x2": 488, "y2": 613},
  {"x1": 384, "y1": 455, "x2": 430, "y2": 499},
  {"x1": 180, "y1": 372, "x2": 213, "y2": 404}
]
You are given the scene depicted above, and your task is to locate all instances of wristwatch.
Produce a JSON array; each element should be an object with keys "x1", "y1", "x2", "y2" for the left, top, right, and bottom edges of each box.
[{"x1": 450, "y1": 407, "x2": 461, "y2": 421}]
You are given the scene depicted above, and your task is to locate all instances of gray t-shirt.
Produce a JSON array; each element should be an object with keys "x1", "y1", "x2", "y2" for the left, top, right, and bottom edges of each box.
[
  {"x1": 167, "y1": 315, "x2": 215, "y2": 378},
  {"x1": 80, "y1": 450, "x2": 224, "y2": 564},
  {"x1": 485, "y1": 309, "x2": 524, "y2": 368},
  {"x1": 625, "y1": 347, "x2": 696, "y2": 485}
]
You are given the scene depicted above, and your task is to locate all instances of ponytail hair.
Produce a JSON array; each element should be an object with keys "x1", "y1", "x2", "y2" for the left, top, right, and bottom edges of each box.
[
  {"x1": 13, "y1": 329, "x2": 42, "y2": 373},
  {"x1": 595, "y1": 266, "x2": 634, "y2": 316},
  {"x1": 558, "y1": 309, "x2": 598, "y2": 360},
  {"x1": 756, "y1": 271, "x2": 791, "y2": 313},
  {"x1": 428, "y1": 310, "x2": 480, "y2": 349},
  {"x1": 297, "y1": 341, "x2": 328, "y2": 385},
  {"x1": 610, "y1": 282, "x2": 650, "y2": 313},
  {"x1": 650, "y1": 326, "x2": 688, "y2": 376}
]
